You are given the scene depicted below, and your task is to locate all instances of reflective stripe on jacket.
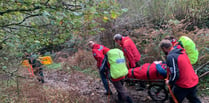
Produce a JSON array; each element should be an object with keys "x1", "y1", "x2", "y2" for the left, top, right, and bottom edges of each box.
[
  {"x1": 166, "y1": 48, "x2": 199, "y2": 88},
  {"x1": 92, "y1": 44, "x2": 110, "y2": 68}
]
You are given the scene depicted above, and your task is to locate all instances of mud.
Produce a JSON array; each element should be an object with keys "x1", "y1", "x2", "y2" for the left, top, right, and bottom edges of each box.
[
  {"x1": 41, "y1": 69, "x2": 164, "y2": 103},
  {"x1": 42, "y1": 69, "x2": 209, "y2": 103},
  {"x1": 43, "y1": 69, "x2": 117, "y2": 103},
  {"x1": 11, "y1": 66, "x2": 208, "y2": 103}
]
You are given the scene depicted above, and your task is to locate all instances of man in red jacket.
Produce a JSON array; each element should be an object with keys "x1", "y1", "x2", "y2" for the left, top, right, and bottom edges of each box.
[
  {"x1": 113, "y1": 34, "x2": 141, "y2": 68},
  {"x1": 159, "y1": 40, "x2": 201, "y2": 103},
  {"x1": 100, "y1": 49, "x2": 133, "y2": 103},
  {"x1": 88, "y1": 41, "x2": 112, "y2": 95},
  {"x1": 113, "y1": 34, "x2": 145, "y2": 89}
]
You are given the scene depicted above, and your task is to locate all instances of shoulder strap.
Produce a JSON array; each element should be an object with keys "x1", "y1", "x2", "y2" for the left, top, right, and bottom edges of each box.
[
  {"x1": 131, "y1": 66, "x2": 142, "y2": 78},
  {"x1": 131, "y1": 68, "x2": 136, "y2": 78},
  {"x1": 147, "y1": 64, "x2": 151, "y2": 80},
  {"x1": 100, "y1": 55, "x2": 108, "y2": 72}
]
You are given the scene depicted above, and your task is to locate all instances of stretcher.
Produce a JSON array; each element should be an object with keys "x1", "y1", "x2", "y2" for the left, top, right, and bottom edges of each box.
[{"x1": 125, "y1": 63, "x2": 170, "y2": 102}]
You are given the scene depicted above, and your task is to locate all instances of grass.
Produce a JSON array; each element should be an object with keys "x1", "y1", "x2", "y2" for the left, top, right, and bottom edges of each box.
[
  {"x1": 199, "y1": 74, "x2": 209, "y2": 95},
  {"x1": 71, "y1": 66, "x2": 99, "y2": 78},
  {"x1": 0, "y1": 80, "x2": 19, "y2": 103},
  {"x1": 119, "y1": 0, "x2": 209, "y2": 28},
  {"x1": 45, "y1": 63, "x2": 62, "y2": 70}
]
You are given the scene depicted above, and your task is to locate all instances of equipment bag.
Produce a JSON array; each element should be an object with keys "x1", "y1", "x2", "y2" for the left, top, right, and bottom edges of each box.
[
  {"x1": 179, "y1": 36, "x2": 199, "y2": 64},
  {"x1": 107, "y1": 48, "x2": 128, "y2": 79},
  {"x1": 39, "y1": 56, "x2": 53, "y2": 65}
]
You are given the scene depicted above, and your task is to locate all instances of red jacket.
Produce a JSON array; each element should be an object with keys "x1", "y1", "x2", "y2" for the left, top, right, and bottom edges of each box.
[
  {"x1": 166, "y1": 48, "x2": 199, "y2": 88},
  {"x1": 92, "y1": 44, "x2": 110, "y2": 68},
  {"x1": 120, "y1": 36, "x2": 141, "y2": 68}
]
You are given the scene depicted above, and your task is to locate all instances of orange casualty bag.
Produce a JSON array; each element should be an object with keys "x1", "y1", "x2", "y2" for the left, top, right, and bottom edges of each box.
[
  {"x1": 22, "y1": 60, "x2": 30, "y2": 67},
  {"x1": 22, "y1": 60, "x2": 34, "y2": 77},
  {"x1": 39, "y1": 56, "x2": 53, "y2": 65}
]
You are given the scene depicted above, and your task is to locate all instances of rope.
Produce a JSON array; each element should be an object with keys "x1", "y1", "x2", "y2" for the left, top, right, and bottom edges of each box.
[
  {"x1": 28, "y1": 65, "x2": 34, "y2": 77},
  {"x1": 30, "y1": 65, "x2": 34, "y2": 76},
  {"x1": 165, "y1": 73, "x2": 178, "y2": 103}
]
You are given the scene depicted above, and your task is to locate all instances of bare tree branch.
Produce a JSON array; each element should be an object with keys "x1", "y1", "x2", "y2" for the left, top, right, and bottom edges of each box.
[
  {"x1": 195, "y1": 61, "x2": 209, "y2": 71},
  {"x1": 200, "y1": 71, "x2": 209, "y2": 78},
  {"x1": 3, "y1": 27, "x2": 18, "y2": 30},
  {"x1": 44, "y1": 0, "x2": 50, "y2": 5},
  {"x1": 1, "y1": 68, "x2": 12, "y2": 75},
  {"x1": 0, "y1": 0, "x2": 50, "y2": 15},
  {"x1": 0, "y1": 6, "x2": 41, "y2": 16},
  {"x1": 0, "y1": 13, "x2": 42, "y2": 27},
  {"x1": 62, "y1": 2, "x2": 82, "y2": 11},
  {"x1": 1, "y1": 36, "x2": 10, "y2": 43}
]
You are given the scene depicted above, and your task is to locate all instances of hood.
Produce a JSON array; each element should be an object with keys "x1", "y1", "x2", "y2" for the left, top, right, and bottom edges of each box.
[
  {"x1": 169, "y1": 47, "x2": 183, "y2": 55},
  {"x1": 121, "y1": 36, "x2": 130, "y2": 46},
  {"x1": 92, "y1": 44, "x2": 100, "y2": 49}
]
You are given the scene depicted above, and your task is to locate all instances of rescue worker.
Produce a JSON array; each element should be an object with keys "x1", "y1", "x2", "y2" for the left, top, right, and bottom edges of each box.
[
  {"x1": 24, "y1": 52, "x2": 44, "y2": 83},
  {"x1": 159, "y1": 40, "x2": 201, "y2": 103},
  {"x1": 100, "y1": 48, "x2": 133, "y2": 103},
  {"x1": 113, "y1": 34, "x2": 144, "y2": 89},
  {"x1": 113, "y1": 34, "x2": 141, "y2": 68},
  {"x1": 164, "y1": 36, "x2": 183, "y2": 50},
  {"x1": 88, "y1": 41, "x2": 112, "y2": 95},
  {"x1": 164, "y1": 35, "x2": 199, "y2": 65}
]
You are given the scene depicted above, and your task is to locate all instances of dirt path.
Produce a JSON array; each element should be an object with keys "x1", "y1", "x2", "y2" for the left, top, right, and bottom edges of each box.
[
  {"x1": 18, "y1": 69, "x2": 209, "y2": 103},
  {"x1": 42, "y1": 69, "x2": 163, "y2": 103},
  {"x1": 43, "y1": 69, "x2": 116, "y2": 103}
]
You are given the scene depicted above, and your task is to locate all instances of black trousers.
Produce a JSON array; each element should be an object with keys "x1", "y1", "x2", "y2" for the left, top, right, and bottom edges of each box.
[
  {"x1": 112, "y1": 80, "x2": 133, "y2": 103},
  {"x1": 170, "y1": 85, "x2": 201, "y2": 103}
]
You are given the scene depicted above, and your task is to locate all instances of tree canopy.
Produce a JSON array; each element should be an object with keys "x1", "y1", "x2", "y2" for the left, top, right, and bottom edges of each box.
[{"x1": 0, "y1": 0, "x2": 126, "y2": 74}]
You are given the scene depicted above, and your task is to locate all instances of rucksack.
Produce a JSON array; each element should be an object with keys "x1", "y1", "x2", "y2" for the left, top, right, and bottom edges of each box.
[
  {"x1": 178, "y1": 36, "x2": 199, "y2": 64},
  {"x1": 107, "y1": 48, "x2": 128, "y2": 79}
]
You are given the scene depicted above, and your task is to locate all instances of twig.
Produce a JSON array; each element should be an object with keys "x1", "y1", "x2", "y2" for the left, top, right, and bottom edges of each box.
[
  {"x1": 200, "y1": 71, "x2": 209, "y2": 78},
  {"x1": 0, "y1": 36, "x2": 10, "y2": 44},
  {"x1": 15, "y1": 75, "x2": 32, "y2": 79},
  {"x1": 195, "y1": 61, "x2": 209, "y2": 71},
  {"x1": 16, "y1": 75, "x2": 20, "y2": 96},
  {"x1": 62, "y1": 2, "x2": 82, "y2": 11},
  {"x1": 15, "y1": 14, "x2": 41, "y2": 26},
  {"x1": 1, "y1": 69, "x2": 11, "y2": 74},
  {"x1": 0, "y1": 6, "x2": 41, "y2": 16},
  {"x1": 3, "y1": 27, "x2": 18, "y2": 30},
  {"x1": 44, "y1": 0, "x2": 50, "y2": 5},
  {"x1": 0, "y1": 13, "x2": 42, "y2": 27}
]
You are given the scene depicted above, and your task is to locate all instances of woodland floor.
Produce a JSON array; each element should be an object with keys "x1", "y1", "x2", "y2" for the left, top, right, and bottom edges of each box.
[{"x1": 3, "y1": 68, "x2": 207, "y2": 103}]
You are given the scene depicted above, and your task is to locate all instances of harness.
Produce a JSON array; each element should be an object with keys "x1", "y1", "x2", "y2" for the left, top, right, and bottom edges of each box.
[
  {"x1": 146, "y1": 64, "x2": 151, "y2": 80},
  {"x1": 131, "y1": 64, "x2": 151, "y2": 79}
]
